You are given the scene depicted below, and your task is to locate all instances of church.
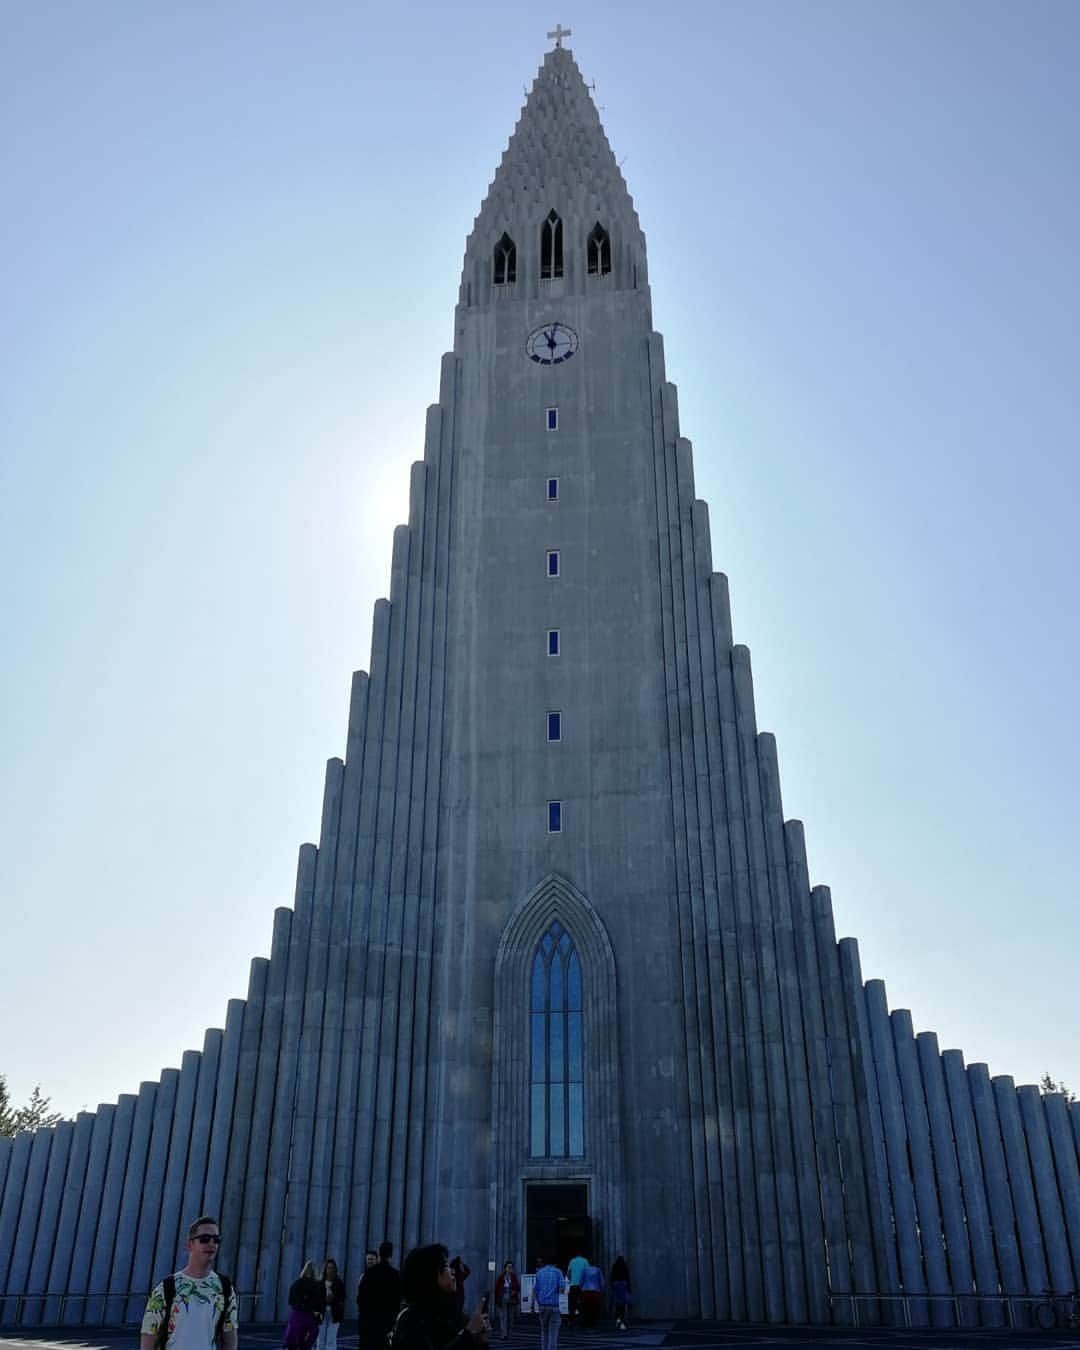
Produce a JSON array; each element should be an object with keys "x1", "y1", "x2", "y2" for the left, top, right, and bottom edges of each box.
[{"x1": 1, "y1": 36, "x2": 1079, "y2": 1331}]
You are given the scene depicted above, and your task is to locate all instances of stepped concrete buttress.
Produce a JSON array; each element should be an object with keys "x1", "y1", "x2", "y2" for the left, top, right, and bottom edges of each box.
[{"x1": 3, "y1": 42, "x2": 1079, "y2": 1329}]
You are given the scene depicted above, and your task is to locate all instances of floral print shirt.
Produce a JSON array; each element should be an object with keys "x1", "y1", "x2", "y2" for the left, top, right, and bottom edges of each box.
[{"x1": 141, "y1": 1271, "x2": 238, "y2": 1350}]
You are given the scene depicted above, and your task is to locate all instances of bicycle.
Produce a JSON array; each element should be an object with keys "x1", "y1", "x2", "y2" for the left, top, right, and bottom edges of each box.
[{"x1": 1033, "y1": 1288, "x2": 1080, "y2": 1331}]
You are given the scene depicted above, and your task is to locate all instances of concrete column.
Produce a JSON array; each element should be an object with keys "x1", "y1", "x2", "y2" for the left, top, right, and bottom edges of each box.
[
  {"x1": 0, "y1": 1131, "x2": 33, "y2": 1307},
  {"x1": 640, "y1": 376, "x2": 708, "y2": 1319},
  {"x1": 304, "y1": 733, "x2": 361, "y2": 1266},
  {"x1": 667, "y1": 434, "x2": 723, "y2": 1318},
  {"x1": 305, "y1": 749, "x2": 361, "y2": 1268},
  {"x1": 993, "y1": 1076, "x2": 1048, "y2": 1292},
  {"x1": 64, "y1": 1103, "x2": 117, "y2": 1324},
  {"x1": 808, "y1": 896, "x2": 876, "y2": 1315},
  {"x1": 319, "y1": 673, "x2": 370, "y2": 1269},
  {"x1": 220, "y1": 958, "x2": 268, "y2": 1280},
  {"x1": 864, "y1": 982, "x2": 926, "y2": 1324},
  {"x1": 106, "y1": 1082, "x2": 157, "y2": 1322},
  {"x1": 836, "y1": 938, "x2": 900, "y2": 1311},
  {"x1": 408, "y1": 399, "x2": 454, "y2": 1251},
  {"x1": 890, "y1": 1013, "x2": 949, "y2": 1325},
  {"x1": 23, "y1": 1121, "x2": 74, "y2": 1324},
  {"x1": 3, "y1": 1126, "x2": 52, "y2": 1313},
  {"x1": 733, "y1": 645, "x2": 794, "y2": 1324},
  {"x1": 684, "y1": 448, "x2": 734, "y2": 1319},
  {"x1": 343, "y1": 598, "x2": 394, "y2": 1269},
  {"x1": 418, "y1": 361, "x2": 462, "y2": 1246},
  {"x1": 128, "y1": 1070, "x2": 180, "y2": 1319},
  {"x1": 280, "y1": 764, "x2": 343, "y2": 1302},
  {"x1": 940, "y1": 1051, "x2": 1001, "y2": 1324},
  {"x1": 383, "y1": 465, "x2": 439, "y2": 1260},
  {"x1": 261, "y1": 841, "x2": 318, "y2": 1320},
  {"x1": 86, "y1": 1094, "x2": 136, "y2": 1325},
  {"x1": 1017, "y1": 1085, "x2": 1071, "y2": 1292},
  {"x1": 703, "y1": 570, "x2": 748, "y2": 1322},
  {"x1": 713, "y1": 637, "x2": 767, "y2": 1322},
  {"x1": 915, "y1": 1038, "x2": 974, "y2": 1323},
  {"x1": 180, "y1": 1029, "x2": 224, "y2": 1232},
  {"x1": 694, "y1": 550, "x2": 743, "y2": 1321},
  {"x1": 151, "y1": 1051, "x2": 202, "y2": 1296},
  {"x1": 236, "y1": 909, "x2": 292, "y2": 1310},
  {"x1": 758, "y1": 740, "x2": 826, "y2": 1324},
  {"x1": 203, "y1": 999, "x2": 245, "y2": 1221},
  {"x1": 1042, "y1": 1092, "x2": 1080, "y2": 1285},
  {"x1": 43, "y1": 1112, "x2": 94, "y2": 1323},
  {"x1": 364, "y1": 528, "x2": 418, "y2": 1255},
  {"x1": 641, "y1": 376, "x2": 700, "y2": 1307},
  {"x1": 967, "y1": 1064, "x2": 1023, "y2": 1292}
]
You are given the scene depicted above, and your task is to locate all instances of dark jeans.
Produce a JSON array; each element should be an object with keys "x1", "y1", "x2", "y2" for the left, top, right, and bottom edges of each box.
[
  {"x1": 568, "y1": 1287, "x2": 582, "y2": 1324},
  {"x1": 538, "y1": 1305, "x2": 561, "y2": 1350},
  {"x1": 497, "y1": 1303, "x2": 516, "y2": 1339}
]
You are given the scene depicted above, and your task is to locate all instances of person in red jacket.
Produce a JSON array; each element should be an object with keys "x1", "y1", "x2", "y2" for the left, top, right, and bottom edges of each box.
[{"x1": 491, "y1": 1261, "x2": 520, "y2": 1340}]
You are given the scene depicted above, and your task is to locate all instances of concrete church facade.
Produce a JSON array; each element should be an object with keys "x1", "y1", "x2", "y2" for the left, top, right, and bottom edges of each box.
[{"x1": 2, "y1": 41, "x2": 1080, "y2": 1331}]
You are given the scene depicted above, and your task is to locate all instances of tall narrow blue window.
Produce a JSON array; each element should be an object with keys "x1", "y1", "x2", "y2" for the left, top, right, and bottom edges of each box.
[
  {"x1": 548, "y1": 629, "x2": 560, "y2": 656},
  {"x1": 530, "y1": 920, "x2": 584, "y2": 1157},
  {"x1": 547, "y1": 800, "x2": 562, "y2": 833}
]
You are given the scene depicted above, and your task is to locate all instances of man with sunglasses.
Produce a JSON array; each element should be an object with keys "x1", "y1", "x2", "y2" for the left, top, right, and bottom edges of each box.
[{"x1": 141, "y1": 1216, "x2": 238, "y2": 1350}]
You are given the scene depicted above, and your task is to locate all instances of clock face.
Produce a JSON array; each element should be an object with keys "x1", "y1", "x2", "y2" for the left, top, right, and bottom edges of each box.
[{"x1": 526, "y1": 322, "x2": 579, "y2": 365}]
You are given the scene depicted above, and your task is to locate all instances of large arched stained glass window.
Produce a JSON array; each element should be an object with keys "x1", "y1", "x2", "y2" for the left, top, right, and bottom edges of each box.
[{"x1": 530, "y1": 920, "x2": 584, "y2": 1157}]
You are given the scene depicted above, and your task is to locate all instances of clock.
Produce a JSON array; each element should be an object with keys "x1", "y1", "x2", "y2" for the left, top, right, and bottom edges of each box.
[{"x1": 526, "y1": 322, "x2": 579, "y2": 365}]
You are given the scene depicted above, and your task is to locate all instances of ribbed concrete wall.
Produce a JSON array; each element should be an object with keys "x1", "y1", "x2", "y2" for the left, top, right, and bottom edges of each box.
[{"x1": 4, "y1": 42, "x2": 1078, "y2": 1332}]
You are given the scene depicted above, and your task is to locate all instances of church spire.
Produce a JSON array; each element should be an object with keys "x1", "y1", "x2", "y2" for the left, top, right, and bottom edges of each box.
[{"x1": 459, "y1": 43, "x2": 647, "y2": 303}]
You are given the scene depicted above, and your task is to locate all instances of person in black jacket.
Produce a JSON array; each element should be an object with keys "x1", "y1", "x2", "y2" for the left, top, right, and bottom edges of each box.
[
  {"x1": 285, "y1": 1262, "x2": 324, "y2": 1350},
  {"x1": 316, "y1": 1260, "x2": 347, "y2": 1350},
  {"x1": 390, "y1": 1244, "x2": 488, "y2": 1350},
  {"x1": 357, "y1": 1241, "x2": 403, "y2": 1350}
]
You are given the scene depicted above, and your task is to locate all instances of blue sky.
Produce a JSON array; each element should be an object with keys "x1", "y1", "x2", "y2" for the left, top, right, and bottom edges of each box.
[{"x1": 2, "y1": 0, "x2": 1078, "y2": 1116}]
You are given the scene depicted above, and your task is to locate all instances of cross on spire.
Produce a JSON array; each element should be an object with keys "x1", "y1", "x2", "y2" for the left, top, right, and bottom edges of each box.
[{"x1": 547, "y1": 23, "x2": 571, "y2": 48}]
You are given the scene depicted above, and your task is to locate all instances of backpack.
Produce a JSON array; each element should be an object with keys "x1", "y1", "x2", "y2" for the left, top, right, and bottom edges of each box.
[{"x1": 155, "y1": 1273, "x2": 234, "y2": 1350}]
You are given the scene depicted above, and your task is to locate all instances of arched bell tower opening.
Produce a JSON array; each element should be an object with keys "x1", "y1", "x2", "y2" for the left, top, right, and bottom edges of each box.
[{"x1": 490, "y1": 874, "x2": 625, "y2": 1275}]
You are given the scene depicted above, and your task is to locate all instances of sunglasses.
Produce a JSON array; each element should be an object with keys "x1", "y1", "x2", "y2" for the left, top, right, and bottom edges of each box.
[{"x1": 193, "y1": 1234, "x2": 222, "y2": 1244}]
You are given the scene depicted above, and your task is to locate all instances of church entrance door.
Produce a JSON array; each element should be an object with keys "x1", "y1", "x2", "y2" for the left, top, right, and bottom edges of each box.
[{"x1": 525, "y1": 1183, "x2": 591, "y2": 1273}]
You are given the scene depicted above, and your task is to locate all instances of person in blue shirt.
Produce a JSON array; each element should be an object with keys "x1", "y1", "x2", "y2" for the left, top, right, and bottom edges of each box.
[
  {"x1": 565, "y1": 1253, "x2": 587, "y2": 1327},
  {"x1": 579, "y1": 1263, "x2": 603, "y2": 1329},
  {"x1": 528, "y1": 1257, "x2": 566, "y2": 1350}
]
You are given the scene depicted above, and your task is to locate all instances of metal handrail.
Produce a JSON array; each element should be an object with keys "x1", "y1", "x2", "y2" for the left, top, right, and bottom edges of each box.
[
  {"x1": 826, "y1": 1289, "x2": 1066, "y2": 1330},
  {"x1": 0, "y1": 1289, "x2": 259, "y2": 1328}
]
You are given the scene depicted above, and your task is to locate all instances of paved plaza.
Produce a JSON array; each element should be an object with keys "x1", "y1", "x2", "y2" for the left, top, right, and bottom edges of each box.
[{"x1": 1, "y1": 1319, "x2": 1078, "y2": 1350}]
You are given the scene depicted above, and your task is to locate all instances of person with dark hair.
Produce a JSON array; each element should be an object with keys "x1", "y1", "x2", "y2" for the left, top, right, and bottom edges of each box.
[
  {"x1": 491, "y1": 1261, "x2": 520, "y2": 1340},
  {"x1": 608, "y1": 1258, "x2": 631, "y2": 1331},
  {"x1": 449, "y1": 1255, "x2": 471, "y2": 1312},
  {"x1": 357, "y1": 1241, "x2": 402, "y2": 1350},
  {"x1": 390, "y1": 1244, "x2": 488, "y2": 1350},
  {"x1": 566, "y1": 1253, "x2": 586, "y2": 1329},
  {"x1": 316, "y1": 1260, "x2": 346, "y2": 1350},
  {"x1": 140, "y1": 1216, "x2": 238, "y2": 1350},
  {"x1": 528, "y1": 1256, "x2": 566, "y2": 1350},
  {"x1": 578, "y1": 1262, "x2": 602, "y2": 1330}
]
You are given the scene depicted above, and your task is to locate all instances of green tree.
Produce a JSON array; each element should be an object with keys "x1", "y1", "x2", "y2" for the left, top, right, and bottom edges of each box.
[
  {"x1": 0, "y1": 1074, "x2": 64, "y2": 1136},
  {"x1": 1039, "y1": 1072, "x2": 1076, "y2": 1103}
]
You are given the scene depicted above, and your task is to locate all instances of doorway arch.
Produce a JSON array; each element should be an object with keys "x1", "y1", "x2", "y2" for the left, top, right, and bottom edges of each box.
[{"x1": 490, "y1": 873, "x2": 625, "y2": 1274}]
